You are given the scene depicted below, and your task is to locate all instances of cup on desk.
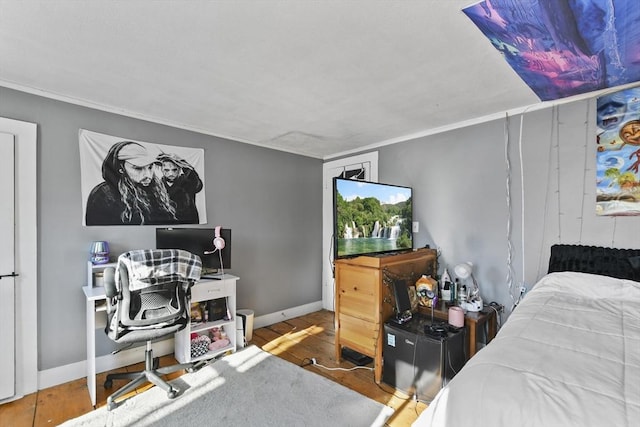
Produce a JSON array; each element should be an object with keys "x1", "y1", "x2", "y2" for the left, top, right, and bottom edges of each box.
[{"x1": 448, "y1": 306, "x2": 465, "y2": 328}]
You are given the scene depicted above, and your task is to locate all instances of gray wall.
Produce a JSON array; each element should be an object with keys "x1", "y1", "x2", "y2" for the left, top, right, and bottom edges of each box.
[
  {"x1": 4, "y1": 85, "x2": 640, "y2": 372},
  {"x1": 372, "y1": 98, "x2": 639, "y2": 313},
  {"x1": 1, "y1": 87, "x2": 323, "y2": 371}
]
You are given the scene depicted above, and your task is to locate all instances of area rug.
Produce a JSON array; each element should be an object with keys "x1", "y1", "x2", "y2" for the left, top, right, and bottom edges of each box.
[{"x1": 62, "y1": 345, "x2": 393, "y2": 426}]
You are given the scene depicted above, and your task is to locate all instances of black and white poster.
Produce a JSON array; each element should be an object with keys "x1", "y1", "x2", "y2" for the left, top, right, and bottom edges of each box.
[{"x1": 80, "y1": 129, "x2": 207, "y2": 226}]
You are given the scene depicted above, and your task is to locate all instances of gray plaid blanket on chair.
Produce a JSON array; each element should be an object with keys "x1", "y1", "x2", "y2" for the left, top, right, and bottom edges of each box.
[{"x1": 118, "y1": 249, "x2": 202, "y2": 291}]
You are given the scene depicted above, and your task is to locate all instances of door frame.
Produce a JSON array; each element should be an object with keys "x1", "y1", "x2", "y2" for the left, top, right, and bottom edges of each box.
[
  {"x1": 0, "y1": 117, "x2": 37, "y2": 402},
  {"x1": 0, "y1": 133, "x2": 16, "y2": 400},
  {"x1": 322, "y1": 152, "x2": 378, "y2": 311}
]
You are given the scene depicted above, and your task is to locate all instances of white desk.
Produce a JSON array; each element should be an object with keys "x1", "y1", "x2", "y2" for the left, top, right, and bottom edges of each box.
[
  {"x1": 82, "y1": 274, "x2": 239, "y2": 407},
  {"x1": 174, "y1": 275, "x2": 238, "y2": 363},
  {"x1": 82, "y1": 285, "x2": 107, "y2": 407}
]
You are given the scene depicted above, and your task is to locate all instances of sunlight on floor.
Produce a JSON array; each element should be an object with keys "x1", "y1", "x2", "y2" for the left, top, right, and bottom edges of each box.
[{"x1": 260, "y1": 324, "x2": 324, "y2": 355}]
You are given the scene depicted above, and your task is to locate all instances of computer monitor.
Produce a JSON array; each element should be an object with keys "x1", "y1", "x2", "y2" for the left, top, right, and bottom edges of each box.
[{"x1": 155, "y1": 227, "x2": 231, "y2": 274}]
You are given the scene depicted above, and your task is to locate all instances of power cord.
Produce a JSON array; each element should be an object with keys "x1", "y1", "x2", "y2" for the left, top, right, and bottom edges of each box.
[
  {"x1": 300, "y1": 357, "x2": 314, "y2": 367},
  {"x1": 299, "y1": 358, "x2": 415, "y2": 406},
  {"x1": 301, "y1": 357, "x2": 374, "y2": 372},
  {"x1": 487, "y1": 301, "x2": 504, "y2": 330}
]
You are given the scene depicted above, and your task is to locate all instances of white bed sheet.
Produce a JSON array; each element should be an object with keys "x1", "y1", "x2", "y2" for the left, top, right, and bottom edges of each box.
[{"x1": 414, "y1": 272, "x2": 640, "y2": 427}]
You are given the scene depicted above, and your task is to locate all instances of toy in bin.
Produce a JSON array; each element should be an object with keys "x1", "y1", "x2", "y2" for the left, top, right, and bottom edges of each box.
[
  {"x1": 190, "y1": 303, "x2": 205, "y2": 322},
  {"x1": 190, "y1": 327, "x2": 230, "y2": 358},
  {"x1": 208, "y1": 327, "x2": 230, "y2": 349},
  {"x1": 190, "y1": 335, "x2": 210, "y2": 358}
]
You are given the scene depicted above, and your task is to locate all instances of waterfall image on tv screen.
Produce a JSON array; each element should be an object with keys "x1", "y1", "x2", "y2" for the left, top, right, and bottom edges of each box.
[{"x1": 333, "y1": 178, "x2": 413, "y2": 258}]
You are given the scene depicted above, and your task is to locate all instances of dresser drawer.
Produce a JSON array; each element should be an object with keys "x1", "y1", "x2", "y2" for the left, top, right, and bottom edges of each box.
[
  {"x1": 337, "y1": 267, "x2": 378, "y2": 321},
  {"x1": 191, "y1": 280, "x2": 228, "y2": 302},
  {"x1": 338, "y1": 313, "x2": 378, "y2": 356}
]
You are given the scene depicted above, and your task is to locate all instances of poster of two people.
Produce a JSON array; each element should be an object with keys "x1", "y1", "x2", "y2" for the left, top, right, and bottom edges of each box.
[{"x1": 80, "y1": 129, "x2": 206, "y2": 226}]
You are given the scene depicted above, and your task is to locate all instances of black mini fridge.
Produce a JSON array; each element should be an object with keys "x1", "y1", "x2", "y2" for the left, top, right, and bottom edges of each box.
[{"x1": 382, "y1": 315, "x2": 465, "y2": 402}]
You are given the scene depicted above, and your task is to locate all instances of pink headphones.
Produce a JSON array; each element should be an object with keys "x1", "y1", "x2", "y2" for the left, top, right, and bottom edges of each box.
[
  {"x1": 204, "y1": 226, "x2": 225, "y2": 255},
  {"x1": 212, "y1": 226, "x2": 225, "y2": 250}
]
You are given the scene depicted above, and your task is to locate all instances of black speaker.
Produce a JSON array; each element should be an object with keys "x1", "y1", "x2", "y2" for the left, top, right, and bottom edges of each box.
[
  {"x1": 207, "y1": 297, "x2": 229, "y2": 321},
  {"x1": 382, "y1": 315, "x2": 465, "y2": 402}
]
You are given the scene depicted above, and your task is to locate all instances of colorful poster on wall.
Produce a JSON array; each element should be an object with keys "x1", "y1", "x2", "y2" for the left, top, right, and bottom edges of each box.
[
  {"x1": 463, "y1": 0, "x2": 640, "y2": 101},
  {"x1": 79, "y1": 129, "x2": 207, "y2": 225},
  {"x1": 596, "y1": 87, "x2": 640, "y2": 216}
]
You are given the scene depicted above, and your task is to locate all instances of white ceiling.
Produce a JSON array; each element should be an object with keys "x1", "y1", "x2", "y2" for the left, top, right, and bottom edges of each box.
[{"x1": 1, "y1": 0, "x2": 560, "y2": 159}]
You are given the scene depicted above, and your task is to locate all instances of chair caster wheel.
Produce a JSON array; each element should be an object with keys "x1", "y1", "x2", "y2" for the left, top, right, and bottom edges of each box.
[
  {"x1": 104, "y1": 379, "x2": 113, "y2": 388},
  {"x1": 186, "y1": 362, "x2": 200, "y2": 373},
  {"x1": 167, "y1": 388, "x2": 178, "y2": 399}
]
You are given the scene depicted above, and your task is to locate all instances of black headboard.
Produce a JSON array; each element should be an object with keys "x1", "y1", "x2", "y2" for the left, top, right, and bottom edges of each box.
[{"x1": 548, "y1": 244, "x2": 640, "y2": 282}]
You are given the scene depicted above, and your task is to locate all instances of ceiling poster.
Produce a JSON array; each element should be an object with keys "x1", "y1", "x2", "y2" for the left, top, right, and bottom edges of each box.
[{"x1": 463, "y1": 0, "x2": 640, "y2": 101}]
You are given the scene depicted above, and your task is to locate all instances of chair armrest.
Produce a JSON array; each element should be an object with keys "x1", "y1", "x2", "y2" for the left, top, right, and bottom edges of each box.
[{"x1": 103, "y1": 267, "x2": 117, "y2": 298}]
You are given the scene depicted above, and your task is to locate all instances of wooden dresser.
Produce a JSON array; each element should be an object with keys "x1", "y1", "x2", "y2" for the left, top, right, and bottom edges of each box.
[{"x1": 334, "y1": 248, "x2": 438, "y2": 383}]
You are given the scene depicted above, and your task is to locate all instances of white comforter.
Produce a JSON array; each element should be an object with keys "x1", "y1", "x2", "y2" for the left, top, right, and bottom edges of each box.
[{"x1": 414, "y1": 272, "x2": 640, "y2": 427}]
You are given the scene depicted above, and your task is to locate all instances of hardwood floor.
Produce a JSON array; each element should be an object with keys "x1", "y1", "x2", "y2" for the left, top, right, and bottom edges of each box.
[{"x1": 0, "y1": 310, "x2": 426, "y2": 426}]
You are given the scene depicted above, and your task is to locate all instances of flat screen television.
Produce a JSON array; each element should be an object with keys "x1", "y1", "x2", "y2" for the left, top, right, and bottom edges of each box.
[
  {"x1": 155, "y1": 227, "x2": 231, "y2": 275},
  {"x1": 333, "y1": 178, "x2": 413, "y2": 259}
]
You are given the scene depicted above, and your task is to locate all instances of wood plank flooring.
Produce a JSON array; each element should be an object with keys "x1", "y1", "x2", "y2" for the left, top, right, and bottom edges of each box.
[{"x1": 0, "y1": 310, "x2": 426, "y2": 426}]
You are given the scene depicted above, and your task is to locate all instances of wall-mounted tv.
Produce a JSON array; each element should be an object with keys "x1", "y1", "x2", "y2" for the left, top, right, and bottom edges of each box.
[
  {"x1": 333, "y1": 178, "x2": 413, "y2": 259},
  {"x1": 156, "y1": 227, "x2": 231, "y2": 275}
]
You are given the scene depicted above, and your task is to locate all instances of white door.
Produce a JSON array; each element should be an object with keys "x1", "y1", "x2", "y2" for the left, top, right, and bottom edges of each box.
[
  {"x1": 0, "y1": 132, "x2": 16, "y2": 400},
  {"x1": 0, "y1": 117, "x2": 37, "y2": 402},
  {"x1": 322, "y1": 152, "x2": 378, "y2": 310}
]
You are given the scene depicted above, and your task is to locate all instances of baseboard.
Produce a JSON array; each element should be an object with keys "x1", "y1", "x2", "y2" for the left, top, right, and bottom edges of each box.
[
  {"x1": 252, "y1": 300, "x2": 324, "y2": 330},
  {"x1": 37, "y1": 339, "x2": 175, "y2": 390},
  {"x1": 37, "y1": 301, "x2": 325, "y2": 390}
]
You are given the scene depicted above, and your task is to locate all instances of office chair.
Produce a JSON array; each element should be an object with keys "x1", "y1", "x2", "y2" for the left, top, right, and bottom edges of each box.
[{"x1": 103, "y1": 249, "x2": 202, "y2": 410}]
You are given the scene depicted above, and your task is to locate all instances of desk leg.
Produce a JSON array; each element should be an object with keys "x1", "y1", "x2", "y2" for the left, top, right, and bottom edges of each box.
[
  {"x1": 86, "y1": 300, "x2": 96, "y2": 407},
  {"x1": 468, "y1": 322, "x2": 477, "y2": 358},
  {"x1": 487, "y1": 313, "x2": 498, "y2": 343}
]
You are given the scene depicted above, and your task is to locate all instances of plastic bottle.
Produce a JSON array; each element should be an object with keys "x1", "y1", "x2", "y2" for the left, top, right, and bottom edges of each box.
[
  {"x1": 441, "y1": 268, "x2": 451, "y2": 294},
  {"x1": 442, "y1": 280, "x2": 451, "y2": 302},
  {"x1": 451, "y1": 278, "x2": 457, "y2": 303}
]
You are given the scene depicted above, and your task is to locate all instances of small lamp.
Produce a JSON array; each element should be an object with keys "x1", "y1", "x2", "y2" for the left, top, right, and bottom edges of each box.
[
  {"x1": 454, "y1": 262, "x2": 483, "y2": 312},
  {"x1": 90, "y1": 241, "x2": 110, "y2": 265}
]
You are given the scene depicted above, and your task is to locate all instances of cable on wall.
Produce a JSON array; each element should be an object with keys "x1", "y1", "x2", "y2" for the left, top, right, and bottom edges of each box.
[
  {"x1": 578, "y1": 101, "x2": 591, "y2": 243},
  {"x1": 507, "y1": 106, "x2": 537, "y2": 311},
  {"x1": 329, "y1": 234, "x2": 335, "y2": 277},
  {"x1": 518, "y1": 113, "x2": 526, "y2": 287},
  {"x1": 536, "y1": 106, "x2": 558, "y2": 279},
  {"x1": 555, "y1": 106, "x2": 563, "y2": 243},
  {"x1": 504, "y1": 113, "x2": 516, "y2": 309},
  {"x1": 512, "y1": 108, "x2": 537, "y2": 307}
]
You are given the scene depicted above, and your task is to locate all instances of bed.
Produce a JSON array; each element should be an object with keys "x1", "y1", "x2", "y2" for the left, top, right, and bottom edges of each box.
[{"x1": 413, "y1": 244, "x2": 640, "y2": 427}]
